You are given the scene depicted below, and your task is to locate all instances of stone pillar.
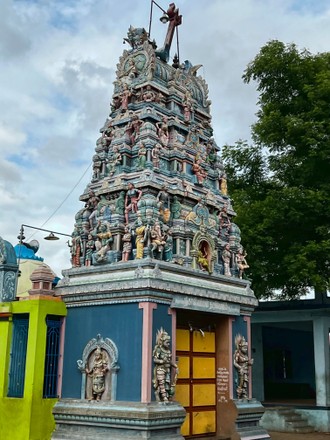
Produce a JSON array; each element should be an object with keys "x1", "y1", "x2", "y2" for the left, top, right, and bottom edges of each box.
[
  {"x1": 176, "y1": 238, "x2": 180, "y2": 255},
  {"x1": 114, "y1": 233, "x2": 121, "y2": 252},
  {"x1": 313, "y1": 316, "x2": 330, "y2": 406},
  {"x1": 185, "y1": 238, "x2": 190, "y2": 257}
]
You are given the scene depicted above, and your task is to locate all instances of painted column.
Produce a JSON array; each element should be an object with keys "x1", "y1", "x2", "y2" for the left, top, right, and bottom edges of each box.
[
  {"x1": 313, "y1": 316, "x2": 330, "y2": 406},
  {"x1": 168, "y1": 308, "x2": 177, "y2": 359},
  {"x1": 0, "y1": 306, "x2": 12, "y2": 397},
  {"x1": 57, "y1": 317, "x2": 66, "y2": 398},
  {"x1": 216, "y1": 316, "x2": 235, "y2": 439},
  {"x1": 139, "y1": 302, "x2": 157, "y2": 403},
  {"x1": 24, "y1": 301, "x2": 48, "y2": 400},
  {"x1": 244, "y1": 316, "x2": 253, "y2": 399}
]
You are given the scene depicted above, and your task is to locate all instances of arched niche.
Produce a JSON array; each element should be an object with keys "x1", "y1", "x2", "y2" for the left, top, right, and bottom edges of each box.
[
  {"x1": 191, "y1": 228, "x2": 216, "y2": 274},
  {"x1": 77, "y1": 334, "x2": 119, "y2": 401}
]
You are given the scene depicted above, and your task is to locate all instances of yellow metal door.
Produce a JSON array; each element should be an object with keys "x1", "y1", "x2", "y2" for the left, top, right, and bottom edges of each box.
[{"x1": 176, "y1": 328, "x2": 216, "y2": 438}]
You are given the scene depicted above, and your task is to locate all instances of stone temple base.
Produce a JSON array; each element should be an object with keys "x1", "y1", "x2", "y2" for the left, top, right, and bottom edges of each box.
[
  {"x1": 52, "y1": 399, "x2": 186, "y2": 440},
  {"x1": 234, "y1": 399, "x2": 271, "y2": 439}
]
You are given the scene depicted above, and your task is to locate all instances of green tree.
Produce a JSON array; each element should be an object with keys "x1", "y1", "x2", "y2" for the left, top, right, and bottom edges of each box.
[{"x1": 223, "y1": 40, "x2": 330, "y2": 299}]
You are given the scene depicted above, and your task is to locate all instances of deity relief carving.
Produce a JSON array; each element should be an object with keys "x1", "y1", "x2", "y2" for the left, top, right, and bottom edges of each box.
[
  {"x1": 222, "y1": 244, "x2": 232, "y2": 277},
  {"x1": 191, "y1": 230, "x2": 216, "y2": 275},
  {"x1": 152, "y1": 328, "x2": 178, "y2": 402},
  {"x1": 77, "y1": 334, "x2": 119, "y2": 402},
  {"x1": 236, "y1": 247, "x2": 249, "y2": 279},
  {"x1": 156, "y1": 185, "x2": 170, "y2": 223},
  {"x1": 123, "y1": 26, "x2": 148, "y2": 50},
  {"x1": 85, "y1": 347, "x2": 109, "y2": 401},
  {"x1": 233, "y1": 334, "x2": 253, "y2": 400},
  {"x1": 125, "y1": 183, "x2": 142, "y2": 224}
]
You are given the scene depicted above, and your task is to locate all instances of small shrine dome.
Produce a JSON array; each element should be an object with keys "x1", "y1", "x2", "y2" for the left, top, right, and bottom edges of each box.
[{"x1": 14, "y1": 241, "x2": 57, "y2": 298}]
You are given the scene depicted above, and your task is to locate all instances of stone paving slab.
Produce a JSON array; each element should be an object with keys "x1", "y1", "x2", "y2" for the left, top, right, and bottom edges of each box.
[{"x1": 269, "y1": 431, "x2": 330, "y2": 440}]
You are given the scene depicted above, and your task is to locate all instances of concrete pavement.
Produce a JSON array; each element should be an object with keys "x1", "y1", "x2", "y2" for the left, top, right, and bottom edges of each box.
[{"x1": 269, "y1": 431, "x2": 330, "y2": 439}]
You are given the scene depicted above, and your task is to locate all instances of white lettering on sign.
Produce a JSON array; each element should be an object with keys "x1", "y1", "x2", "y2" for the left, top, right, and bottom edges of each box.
[{"x1": 217, "y1": 367, "x2": 229, "y2": 403}]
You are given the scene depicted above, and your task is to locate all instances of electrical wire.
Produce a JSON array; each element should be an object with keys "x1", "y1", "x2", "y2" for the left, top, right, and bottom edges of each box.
[{"x1": 26, "y1": 162, "x2": 92, "y2": 241}]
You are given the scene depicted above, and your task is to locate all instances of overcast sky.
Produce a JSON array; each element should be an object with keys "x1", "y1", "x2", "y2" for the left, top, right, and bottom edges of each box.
[{"x1": 1, "y1": 0, "x2": 329, "y2": 277}]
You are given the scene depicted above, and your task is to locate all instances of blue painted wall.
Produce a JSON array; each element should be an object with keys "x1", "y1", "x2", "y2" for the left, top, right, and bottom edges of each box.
[
  {"x1": 61, "y1": 303, "x2": 143, "y2": 401},
  {"x1": 232, "y1": 316, "x2": 248, "y2": 398}
]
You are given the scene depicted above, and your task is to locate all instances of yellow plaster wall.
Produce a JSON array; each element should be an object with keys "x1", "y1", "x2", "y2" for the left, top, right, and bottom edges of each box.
[
  {"x1": 0, "y1": 297, "x2": 66, "y2": 440},
  {"x1": 16, "y1": 259, "x2": 54, "y2": 298}
]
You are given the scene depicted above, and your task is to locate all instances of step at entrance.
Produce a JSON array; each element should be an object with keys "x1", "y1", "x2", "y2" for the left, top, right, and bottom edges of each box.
[{"x1": 261, "y1": 407, "x2": 315, "y2": 433}]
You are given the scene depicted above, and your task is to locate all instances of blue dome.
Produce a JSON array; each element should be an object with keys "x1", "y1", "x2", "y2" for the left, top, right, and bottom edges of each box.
[{"x1": 14, "y1": 244, "x2": 44, "y2": 262}]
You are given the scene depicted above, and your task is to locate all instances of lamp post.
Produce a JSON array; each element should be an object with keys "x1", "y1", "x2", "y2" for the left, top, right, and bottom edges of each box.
[
  {"x1": 18, "y1": 224, "x2": 71, "y2": 244},
  {"x1": 148, "y1": 1, "x2": 182, "y2": 64},
  {"x1": 148, "y1": 0, "x2": 169, "y2": 37},
  {"x1": 15, "y1": 224, "x2": 72, "y2": 297}
]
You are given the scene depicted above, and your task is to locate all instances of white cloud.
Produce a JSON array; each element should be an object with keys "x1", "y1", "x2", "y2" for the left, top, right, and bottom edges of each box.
[{"x1": 1, "y1": 0, "x2": 329, "y2": 277}]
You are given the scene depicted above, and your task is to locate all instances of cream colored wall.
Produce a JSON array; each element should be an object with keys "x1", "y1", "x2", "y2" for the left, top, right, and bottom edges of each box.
[{"x1": 16, "y1": 259, "x2": 55, "y2": 297}]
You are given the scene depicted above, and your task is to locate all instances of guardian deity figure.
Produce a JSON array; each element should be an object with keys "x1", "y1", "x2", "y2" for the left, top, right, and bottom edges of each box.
[
  {"x1": 151, "y1": 143, "x2": 162, "y2": 169},
  {"x1": 152, "y1": 328, "x2": 177, "y2": 402},
  {"x1": 135, "y1": 215, "x2": 147, "y2": 259},
  {"x1": 222, "y1": 243, "x2": 232, "y2": 277},
  {"x1": 233, "y1": 334, "x2": 253, "y2": 400},
  {"x1": 85, "y1": 234, "x2": 95, "y2": 266},
  {"x1": 119, "y1": 83, "x2": 132, "y2": 112},
  {"x1": 156, "y1": 116, "x2": 169, "y2": 146},
  {"x1": 121, "y1": 226, "x2": 132, "y2": 262},
  {"x1": 107, "y1": 146, "x2": 122, "y2": 176},
  {"x1": 164, "y1": 230, "x2": 173, "y2": 262},
  {"x1": 86, "y1": 347, "x2": 109, "y2": 401},
  {"x1": 236, "y1": 247, "x2": 249, "y2": 279},
  {"x1": 218, "y1": 205, "x2": 231, "y2": 237},
  {"x1": 149, "y1": 221, "x2": 166, "y2": 259},
  {"x1": 137, "y1": 142, "x2": 147, "y2": 169},
  {"x1": 70, "y1": 227, "x2": 82, "y2": 267},
  {"x1": 192, "y1": 158, "x2": 207, "y2": 184},
  {"x1": 156, "y1": 185, "x2": 170, "y2": 223},
  {"x1": 125, "y1": 183, "x2": 142, "y2": 224}
]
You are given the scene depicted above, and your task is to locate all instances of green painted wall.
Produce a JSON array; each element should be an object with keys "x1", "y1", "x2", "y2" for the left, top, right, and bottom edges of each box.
[{"x1": 0, "y1": 298, "x2": 66, "y2": 440}]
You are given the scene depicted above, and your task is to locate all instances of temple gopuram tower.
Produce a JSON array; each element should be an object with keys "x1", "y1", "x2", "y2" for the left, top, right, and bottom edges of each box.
[{"x1": 52, "y1": 4, "x2": 269, "y2": 440}]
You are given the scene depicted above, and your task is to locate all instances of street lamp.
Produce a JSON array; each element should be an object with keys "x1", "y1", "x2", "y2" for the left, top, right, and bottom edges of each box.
[
  {"x1": 15, "y1": 225, "x2": 72, "y2": 297},
  {"x1": 18, "y1": 224, "x2": 71, "y2": 244},
  {"x1": 148, "y1": 1, "x2": 182, "y2": 64},
  {"x1": 148, "y1": 0, "x2": 170, "y2": 37}
]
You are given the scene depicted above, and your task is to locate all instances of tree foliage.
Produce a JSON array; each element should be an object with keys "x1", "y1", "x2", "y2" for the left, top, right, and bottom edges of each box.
[{"x1": 223, "y1": 41, "x2": 330, "y2": 299}]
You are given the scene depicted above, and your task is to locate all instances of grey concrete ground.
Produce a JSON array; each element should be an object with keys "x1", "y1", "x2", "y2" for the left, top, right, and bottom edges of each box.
[{"x1": 269, "y1": 431, "x2": 330, "y2": 440}]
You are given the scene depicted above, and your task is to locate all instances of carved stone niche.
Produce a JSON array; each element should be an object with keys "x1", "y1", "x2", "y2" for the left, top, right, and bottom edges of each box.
[
  {"x1": 191, "y1": 228, "x2": 216, "y2": 274},
  {"x1": 77, "y1": 334, "x2": 119, "y2": 402}
]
